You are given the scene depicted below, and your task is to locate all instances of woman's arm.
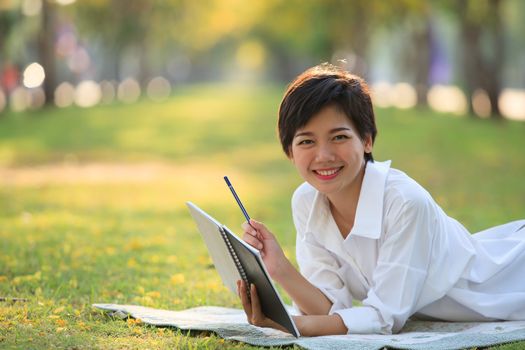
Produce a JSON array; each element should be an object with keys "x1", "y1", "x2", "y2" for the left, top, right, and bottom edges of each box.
[
  {"x1": 242, "y1": 219, "x2": 333, "y2": 315},
  {"x1": 238, "y1": 280, "x2": 348, "y2": 336}
]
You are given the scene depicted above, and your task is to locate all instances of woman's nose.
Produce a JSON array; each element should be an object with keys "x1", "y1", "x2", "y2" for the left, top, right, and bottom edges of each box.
[{"x1": 315, "y1": 143, "x2": 336, "y2": 162}]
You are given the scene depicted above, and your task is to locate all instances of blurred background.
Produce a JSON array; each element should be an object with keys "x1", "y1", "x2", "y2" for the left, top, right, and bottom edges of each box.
[
  {"x1": 1, "y1": 2, "x2": 524, "y2": 347},
  {"x1": 0, "y1": 0, "x2": 524, "y2": 119}
]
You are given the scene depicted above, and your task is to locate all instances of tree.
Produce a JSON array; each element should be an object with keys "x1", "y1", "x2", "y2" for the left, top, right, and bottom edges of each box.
[
  {"x1": 457, "y1": 0, "x2": 505, "y2": 118},
  {"x1": 38, "y1": 0, "x2": 57, "y2": 106}
]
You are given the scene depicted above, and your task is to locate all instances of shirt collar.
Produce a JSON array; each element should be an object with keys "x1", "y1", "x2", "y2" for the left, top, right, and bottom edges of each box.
[{"x1": 305, "y1": 160, "x2": 391, "y2": 240}]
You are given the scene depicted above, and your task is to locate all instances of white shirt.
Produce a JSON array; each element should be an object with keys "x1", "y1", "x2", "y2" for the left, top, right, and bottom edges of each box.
[{"x1": 292, "y1": 160, "x2": 525, "y2": 334}]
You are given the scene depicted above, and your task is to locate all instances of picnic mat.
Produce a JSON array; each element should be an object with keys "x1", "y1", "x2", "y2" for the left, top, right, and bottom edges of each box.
[{"x1": 93, "y1": 303, "x2": 525, "y2": 350}]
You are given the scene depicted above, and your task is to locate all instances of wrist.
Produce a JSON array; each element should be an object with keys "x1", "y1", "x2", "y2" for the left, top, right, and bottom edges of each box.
[{"x1": 272, "y1": 257, "x2": 294, "y2": 283}]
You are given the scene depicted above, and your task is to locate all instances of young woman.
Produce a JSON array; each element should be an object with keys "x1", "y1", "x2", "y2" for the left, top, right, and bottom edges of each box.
[{"x1": 237, "y1": 63, "x2": 525, "y2": 336}]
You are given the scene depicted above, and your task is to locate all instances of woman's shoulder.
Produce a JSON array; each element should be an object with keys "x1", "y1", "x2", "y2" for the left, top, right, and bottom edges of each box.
[
  {"x1": 291, "y1": 182, "x2": 317, "y2": 209},
  {"x1": 385, "y1": 167, "x2": 434, "y2": 210}
]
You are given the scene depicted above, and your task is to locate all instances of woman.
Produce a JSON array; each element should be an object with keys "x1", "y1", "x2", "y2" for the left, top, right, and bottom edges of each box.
[{"x1": 237, "y1": 63, "x2": 525, "y2": 336}]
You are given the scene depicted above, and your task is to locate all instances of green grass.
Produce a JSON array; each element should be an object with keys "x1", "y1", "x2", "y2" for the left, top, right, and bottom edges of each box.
[{"x1": 1, "y1": 84, "x2": 524, "y2": 349}]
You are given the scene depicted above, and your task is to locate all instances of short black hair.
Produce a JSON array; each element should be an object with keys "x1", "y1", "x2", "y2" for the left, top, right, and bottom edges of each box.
[{"x1": 278, "y1": 63, "x2": 377, "y2": 162}]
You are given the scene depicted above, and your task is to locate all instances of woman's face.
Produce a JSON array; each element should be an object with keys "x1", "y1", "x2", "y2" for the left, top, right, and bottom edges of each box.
[{"x1": 289, "y1": 105, "x2": 372, "y2": 197}]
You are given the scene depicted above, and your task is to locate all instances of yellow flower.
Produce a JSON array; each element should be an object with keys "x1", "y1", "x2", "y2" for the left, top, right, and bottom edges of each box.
[
  {"x1": 127, "y1": 258, "x2": 138, "y2": 268},
  {"x1": 53, "y1": 306, "x2": 65, "y2": 314},
  {"x1": 170, "y1": 273, "x2": 185, "y2": 284},
  {"x1": 0, "y1": 276, "x2": 7, "y2": 282},
  {"x1": 127, "y1": 318, "x2": 142, "y2": 326},
  {"x1": 125, "y1": 239, "x2": 144, "y2": 251},
  {"x1": 55, "y1": 319, "x2": 67, "y2": 327},
  {"x1": 146, "y1": 291, "x2": 160, "y2": 299}
]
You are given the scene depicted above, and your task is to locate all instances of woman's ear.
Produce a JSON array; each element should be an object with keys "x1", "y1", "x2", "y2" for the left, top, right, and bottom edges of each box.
[{"x1": 363, "y1": 134, "x2": 373, "y2": 153}]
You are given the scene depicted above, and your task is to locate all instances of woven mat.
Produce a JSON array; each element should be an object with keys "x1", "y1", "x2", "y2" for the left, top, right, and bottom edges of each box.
[{"x1": 93, "y1": 303, "x2": 525, "y2": 350}]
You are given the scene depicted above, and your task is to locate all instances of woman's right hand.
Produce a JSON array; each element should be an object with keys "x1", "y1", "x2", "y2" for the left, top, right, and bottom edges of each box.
[{"x1": 241, "y1": 219, "x2": 289, "y2": 281}]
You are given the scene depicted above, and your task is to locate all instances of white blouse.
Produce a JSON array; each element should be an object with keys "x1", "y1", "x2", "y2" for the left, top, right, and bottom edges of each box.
[{"x1": 292, "y1": 160, "x2": 525, "y2": 334}]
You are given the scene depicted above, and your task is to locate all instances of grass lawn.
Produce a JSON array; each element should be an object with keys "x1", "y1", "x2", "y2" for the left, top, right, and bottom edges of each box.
[{"x1": 1, "y1": 84, "x2": 524, "y2": 349}]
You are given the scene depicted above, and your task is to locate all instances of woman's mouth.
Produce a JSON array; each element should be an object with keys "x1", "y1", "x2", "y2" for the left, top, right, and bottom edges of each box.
[{"x1": 313, "y1": 167, "x2": 343, "y2": 180}]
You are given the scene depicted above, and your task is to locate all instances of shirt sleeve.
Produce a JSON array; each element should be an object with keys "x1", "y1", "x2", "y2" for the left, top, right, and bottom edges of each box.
[
  {"x1": 292, "y1": 188, "x2": 354, "y2": 314},
  {"x1": 335, "y1": 191, "x2": 437, "y2": 334}
]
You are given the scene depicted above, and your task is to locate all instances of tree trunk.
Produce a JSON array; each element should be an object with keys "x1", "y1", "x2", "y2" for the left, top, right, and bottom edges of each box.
[
  {"x1": 458, "y1": 0, "x2": 505, "y2": 119},
  {"x1": 459, "y1": 0, "x2": 481, "y2": 117},
  {"x1": 485, "y1": 0, "x2": 504, "y2": 119},
  {"x1": 38, "y1": 0, "x2": 56, "y2": 106},
  {"x1": 413, "y1": 18, "x2": 432, "y2": 107}
]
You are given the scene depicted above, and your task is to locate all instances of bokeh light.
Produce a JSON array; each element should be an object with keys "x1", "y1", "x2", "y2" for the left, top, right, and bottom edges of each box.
[
  {"x1": 100, "y1": 80, "x2": 116, "y2": 104},
  {"x1": 67, "y1": 47, "x2": 91, "y2": 74},
  {"x1": 74, "y1": 80, "x2": 101, "y2": 108},
  {"x1": 28, "y1": 87, "x2": 46, "y2": 109},
  {"x1": 146, "y1": 77, "x2": 171, "y2": 102},
  {"x1": 23, "y1": 62, "x2": 46, "y2": 89},
  {"x1": 236, "y1": 40, "x2": 266, "y2": 72},
  {"x1": 371, "y1": 82, "x2": 392, "y2": 108},
  {"x1": 371, "y1": 82, "x2": 417, "y2": 109},
  {"x1": 54, "y1": 82, "x2": 75, "y2": 108},
  {"x1": 55, "y1": 0, "x2": 77, "y2": 5},
  {"x1": 0, "y1": 89, "x2": 6, "y2": 112},
  {"x1": 9, "y1": 87, "x2": 31, "y2": 112},
  {"x1": 472, "y1": 89, "x2": 491, "y2": 118},
  {"x1": 118, "y1": 78, "x2": 141, "y2": 104},
  {"x1": 499, "y1": 89, "x2": 525, "y2": 121},
  {"x1": 427, "y1": 85, "x2": 467, "y2": 115},
  {"x1": 22, "y1": 0, "x2": 42, "y2": 16},
  {"x1": 391, "y1": 83, "x2": 417, "y2": 109}
]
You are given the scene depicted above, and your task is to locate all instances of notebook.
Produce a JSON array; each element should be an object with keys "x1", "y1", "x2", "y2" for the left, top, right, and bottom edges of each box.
[{"x1": 186, "y1": 202, "x2": 300, "y2": 337}]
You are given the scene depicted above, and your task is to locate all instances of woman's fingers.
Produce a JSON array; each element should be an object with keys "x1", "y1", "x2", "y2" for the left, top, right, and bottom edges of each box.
[
  {"x1": 242, "y1": 233, "x2": 263, "y2": 250},
  {"x1": 249, "y1": 219, "x2": 274, "y2": 239},
  {"x1": 249, "y1": 284, "x2": 264, "y2": 323},
  {"x1": 239, "y1": 281, "x2": 253, "y2": 322}
]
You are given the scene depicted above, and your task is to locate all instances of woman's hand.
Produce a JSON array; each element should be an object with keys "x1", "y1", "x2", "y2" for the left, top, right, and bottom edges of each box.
[
  {"x1": 237, "y1": 280, "x2": 289, "y2": 334},
  {"x1": 241, "y1": 219, "x2": 290, "y2": 281},
  {"x1": 237, "y1": 280, "x2": 348, "y2": 336}
]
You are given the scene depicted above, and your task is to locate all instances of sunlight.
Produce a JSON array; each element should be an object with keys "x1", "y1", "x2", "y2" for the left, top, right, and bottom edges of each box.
[
  {"x1": 371, "y1": 81, "x2": 392, "y2": 108},
  {"x1": 74, "y1": 80, "x2": 101, "y2": 108},
  {"x1": 22, "y1": 0, "x2": 41, "y2": 16},
  {"x1": 371, "y1": 82, "x2": 417, "y2": 109},
  {"x1": 146, "y1": 77, "x2": 171, "y2": 102},
  {"x1": 236, "y1": 40, "x2": 266, "y2": 72},
  {"x1": 9, "y1": 87, "x2": 30, "y2": 112},
  {"x1": 118, "y1": 78, "x2": 141, "y2": 103},
  {"x1": 23, "y1": 62, "x2": 45, "y2": 89},
  {"x1": 472, "y1": 89, "x2": 491, "y2": 118},
  {"x1": 391, "y1": 83, "x2": 417, "y2": 109},
  {"x1": 55, "y1": 82, "x2": 75, "y2": 108},
  {"x1": 427, "y1": 85, "x2": 467, "y2": 115},
  {"x1": 499, "y1": 89, "x2": 525, "y2": 121}
]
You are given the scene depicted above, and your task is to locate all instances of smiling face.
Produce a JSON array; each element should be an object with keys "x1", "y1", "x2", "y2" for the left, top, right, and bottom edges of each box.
[{"x1": 289, "y1": 104, "x2": 373, "y2": 198}]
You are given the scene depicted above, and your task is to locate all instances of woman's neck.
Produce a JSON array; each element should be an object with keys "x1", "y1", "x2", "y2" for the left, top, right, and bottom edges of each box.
[{"x1": 326, "y1": 163, "x2": 366, "y2": 238}]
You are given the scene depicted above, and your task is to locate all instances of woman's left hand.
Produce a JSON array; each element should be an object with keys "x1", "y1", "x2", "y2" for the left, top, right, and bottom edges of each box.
[{"x1": 237, "y1": 280, "x2": 289, "y2": 333}]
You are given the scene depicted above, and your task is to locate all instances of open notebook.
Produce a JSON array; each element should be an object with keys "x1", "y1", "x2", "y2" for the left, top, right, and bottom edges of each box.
[{"x1": 186, "y1": 202, "x2": 300, "y2": 337}]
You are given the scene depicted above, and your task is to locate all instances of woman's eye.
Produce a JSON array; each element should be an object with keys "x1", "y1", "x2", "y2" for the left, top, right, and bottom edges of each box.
[
  {"x1": 333, "y1": 135, "x2": 349, "y2": 141},
  {"x1": 297, "y1": 139, "x2": 314, "y2": 145}
]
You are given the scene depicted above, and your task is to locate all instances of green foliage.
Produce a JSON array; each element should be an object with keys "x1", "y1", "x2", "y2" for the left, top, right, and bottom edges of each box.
[{"x1": 0, "y1": 84, "x2": 524, "y2": 348}]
